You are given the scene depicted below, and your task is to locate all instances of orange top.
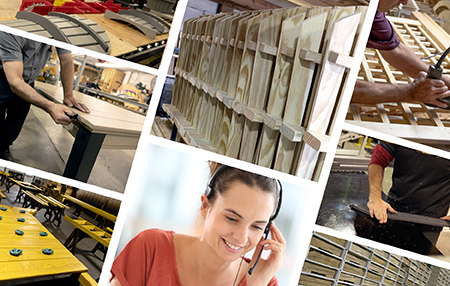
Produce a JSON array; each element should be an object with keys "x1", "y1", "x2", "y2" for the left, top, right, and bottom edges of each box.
[{"x1": 111, "y1": 229, "x2": 278, "y2": 286}]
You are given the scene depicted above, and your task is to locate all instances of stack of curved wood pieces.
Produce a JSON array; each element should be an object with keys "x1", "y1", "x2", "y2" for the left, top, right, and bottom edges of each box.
[
  {"x1": 347, "y1": 12, "x2": 450, "y2": 147},
  {"x1": 104, "y1": 9, "x2": 170, "y2": 39},
  {"x1": 0, "y1": 11, "x2": 111, "y2": 54},
  {"x1": 164, "y1": 5, "x2": 368, "y2": 180}
]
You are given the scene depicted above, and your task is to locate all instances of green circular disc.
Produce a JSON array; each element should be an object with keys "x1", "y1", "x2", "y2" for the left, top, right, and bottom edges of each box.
[
  {"x1": 0, "y1": 207, "x2": 7, "y2": 211},
  {"x1": 15, "y1": 229, "x2": 24, "y2": 235},
  {"x1": 40, "y1": 231, "x2": 48, "y2": 236},
  {"x1": 19, "y1": 210, "x2": 26, "y2": 214},
  {"x1": 17, "y1": 218, "x2": 25, "y2": 222},
  {"x1": 42, "y1": 248, "x2": 53, "y2": 255},
  {"x1": 9, "y1": 248, "x2": 22, "y2": 256}
]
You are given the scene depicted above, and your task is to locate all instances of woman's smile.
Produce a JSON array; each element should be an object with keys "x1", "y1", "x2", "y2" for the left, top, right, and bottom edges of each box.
[{"x1": 222, "y1": 238, "x2": 244, "y2": 253}]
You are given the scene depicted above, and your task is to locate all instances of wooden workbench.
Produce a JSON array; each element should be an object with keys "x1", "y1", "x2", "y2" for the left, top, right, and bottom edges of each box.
[
  {"x1": 35, "y1": 81, "x2": 145, "y2": 182},
  {"x1": 0, "y1": 205, "x2": 88, "y2": 283},
  {"x1": 62, "y1": 194, "x2": 117, "y2": 223}
]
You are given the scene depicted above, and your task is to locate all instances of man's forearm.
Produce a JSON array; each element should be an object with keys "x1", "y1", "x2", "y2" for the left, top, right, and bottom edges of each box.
[
  {"x1": 379, "y1": 42, "x2": 429, "y2": 78},
  {"x1": 7, "y1": 76, "x2": 55, "y2": 112},
  {"x1": 368, "y1": 164, "x2": 384, "y2": 202},
  {"x1": 58, "y1": 53, "x2": 74, "y2": 98},
  {"x1": 352, "y1": 80, "x2": 413, "y2": 104}
]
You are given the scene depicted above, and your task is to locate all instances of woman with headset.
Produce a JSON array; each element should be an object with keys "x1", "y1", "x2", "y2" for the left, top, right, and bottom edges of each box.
[{"x1": 110, "y1": 163, "x2": 285, "y2": 286}]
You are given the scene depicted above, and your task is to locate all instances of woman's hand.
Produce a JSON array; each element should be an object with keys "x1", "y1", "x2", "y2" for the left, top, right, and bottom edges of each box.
[{"x1": 246, "y1": 222, "x2": 286, "y2": 286}]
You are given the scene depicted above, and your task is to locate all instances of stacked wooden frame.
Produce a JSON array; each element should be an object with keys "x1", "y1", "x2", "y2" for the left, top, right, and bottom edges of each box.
[
  {"x1": 347, "y1": 12, "x2": 450, "y2": 147},
  {"x1": 299, "y1": 232, "x2": 440, "y2": 286},
  {"x1": 164, "y1": 5, "x2": 370, "y2": 180}
]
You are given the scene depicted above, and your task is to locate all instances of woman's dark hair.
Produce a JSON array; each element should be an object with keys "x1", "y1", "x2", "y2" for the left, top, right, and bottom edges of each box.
[{"x1": 206, "y1": 162, "x2": 280, "y2": 211}]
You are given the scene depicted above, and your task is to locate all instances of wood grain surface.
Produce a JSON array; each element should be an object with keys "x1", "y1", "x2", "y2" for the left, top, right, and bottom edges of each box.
[
  {"x1": 296, "y1": 12, "x2": 361, "y2": 178},
  {"x1": 0, "y1": 205, "x2": 87, "y2": 282},
  {"x1": 35, "y1": 82, "x2": 144, "y2": 149}
]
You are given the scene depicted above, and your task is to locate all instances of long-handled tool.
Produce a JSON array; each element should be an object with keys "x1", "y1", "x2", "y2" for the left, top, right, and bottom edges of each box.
[{"x1": 427, "y1": 46, "x2": 450, "y2": 106}]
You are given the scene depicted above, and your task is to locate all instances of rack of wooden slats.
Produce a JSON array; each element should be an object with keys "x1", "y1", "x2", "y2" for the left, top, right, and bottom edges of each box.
[
  {"x1": 163, "y1": 4, "x2": 374, "y2": 180},
  {"x1": 437, "y1": 267, "x2": 450, "y2": 285},
  {"x1": 298, "y1": 232, "x2": 433, "y2": 286},
  {"x1": 346, "y1": 12, "x2": 450, "y2": 147}
]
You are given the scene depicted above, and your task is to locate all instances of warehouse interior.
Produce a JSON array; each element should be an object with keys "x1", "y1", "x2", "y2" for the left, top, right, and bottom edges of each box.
[{"x1": 0, "y1": 43, "x2": 157, "y2": 192}]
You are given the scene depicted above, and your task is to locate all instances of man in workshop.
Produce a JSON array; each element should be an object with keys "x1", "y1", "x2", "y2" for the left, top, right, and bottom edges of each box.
[
  {"x1": 367, "y1": 141, "x2": 450, "y2": 243},
  {"x1": 0, "y1": 31, "x2": 90, "y2": 161},
  {"x1": 352, "y1": 0, "x2": 450, "y2": 107}
]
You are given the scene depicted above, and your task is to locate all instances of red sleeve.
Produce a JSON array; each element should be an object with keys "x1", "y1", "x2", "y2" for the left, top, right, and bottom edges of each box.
[
  {"x1": 268, "y1": 276, "x2": 278, "y2": 285},
  {"x1": 111, "y1": 230, "x2": 152, "y2": 286},
  {"x1": 370, "y1": 144, "x2": 393, "y2": 168}
]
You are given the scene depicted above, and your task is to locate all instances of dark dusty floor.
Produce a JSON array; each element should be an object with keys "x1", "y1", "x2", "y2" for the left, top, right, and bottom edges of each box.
[{"x1": 0, "y1": 184, "x2": 105, "y2": 285}]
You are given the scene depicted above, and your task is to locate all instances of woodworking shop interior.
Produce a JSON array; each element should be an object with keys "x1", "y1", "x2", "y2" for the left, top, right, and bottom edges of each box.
[
  {"x1": 0, "y1": 166, "x2": 120, "y2": 285},
  {"x1": 315, "y1": 130, "x2": 450, "y2": 263},
  {"x1": 0, "y1": 43, "x2": 156, "y2": 193}
]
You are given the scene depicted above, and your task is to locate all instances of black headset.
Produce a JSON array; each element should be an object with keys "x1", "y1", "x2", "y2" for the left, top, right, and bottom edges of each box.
[{"x1": 205, "y1": 165, "x2": 283, "y2": 275}]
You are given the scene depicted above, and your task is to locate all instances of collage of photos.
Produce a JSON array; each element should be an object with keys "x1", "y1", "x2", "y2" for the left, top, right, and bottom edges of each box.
[{"x1": 1, "y1": 0, "x2": 450, "y2": 285}]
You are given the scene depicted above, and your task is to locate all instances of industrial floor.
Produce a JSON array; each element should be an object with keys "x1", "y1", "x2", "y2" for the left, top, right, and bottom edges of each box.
[
  {"x1": 0, "y1": 184, "x2": 104, "y2": 285},
  {"x1": 7, "y1": 105, "x2": 135, "y2": 193}
]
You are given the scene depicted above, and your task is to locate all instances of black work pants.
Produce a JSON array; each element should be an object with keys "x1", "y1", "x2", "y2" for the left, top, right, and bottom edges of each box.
[{"x1": 0, "y1": 96, "x2": 31, "y2": 150}]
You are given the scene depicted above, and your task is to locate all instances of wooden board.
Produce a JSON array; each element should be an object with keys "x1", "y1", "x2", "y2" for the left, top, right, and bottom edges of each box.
[
  {"x1": 226, "y1": 14, "x2": 256, "y2": 103},
  {"x1": 64, "y1": 216, "x2": 111, "y2": 247},
  {"x1": 263, "y1": 12, "x2": 307, "y2": 131},
  {"x1": 240, "y1": 11, "x2": 284, "y2": 163},
  {"x1": 272, "y1": 12, "x2": 328, "y2": 172},
  {"x1": 350, "y1": 204, "x2": 450, "y2": 227},
  {"x1": 35, "y1": 81, "x2": 145, "y2": 149},
  {"x1": 201, "y1": 15, "x2": 234, "y2": 141},
  {"x1": 218, "y1": 14, "x2": 257, "y2": 156},
  {"x1": 256, "y1": 12, "x2": 306, "y2": 168},
  {"x1": 226, "y1": 13, "x2": 267, "y2": 160},
  {"x1": 296, "y1": 12, "x2": 361, "y2": 178}
]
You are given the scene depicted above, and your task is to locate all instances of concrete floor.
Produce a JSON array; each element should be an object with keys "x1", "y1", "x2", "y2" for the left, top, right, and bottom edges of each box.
[
  {"x1": 8, "y1": 105, "x2": 135, "y2": 193},
  {"x1": 1, "y1": 184, "x2": 104, "y2": 285}
]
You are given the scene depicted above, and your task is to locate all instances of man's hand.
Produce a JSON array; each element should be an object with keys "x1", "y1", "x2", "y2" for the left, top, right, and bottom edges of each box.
[
  {"x1": 63, "y1": 96, "x2": 90, "y2": 113},
  {"x1": 367, "y1": 198, "x2": 397, "y2": 224},
  {"x1": 48, "y1": 103, "x2": 76, "y2": 125},
  {"x1": 410, "y1": 71, "x2": 450, "y2": 108},
  {"x1": 440, "y1": 215, "x2": 450, "y2": 221}
]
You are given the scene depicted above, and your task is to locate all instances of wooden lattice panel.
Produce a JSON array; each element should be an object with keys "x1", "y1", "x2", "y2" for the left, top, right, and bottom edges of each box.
[
  {"x1": 299, "y1": 232, "x2": 434, "y2": 286},
  {"x1": 347, "y1": 13, "x2": 450, "y2": 146}
]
